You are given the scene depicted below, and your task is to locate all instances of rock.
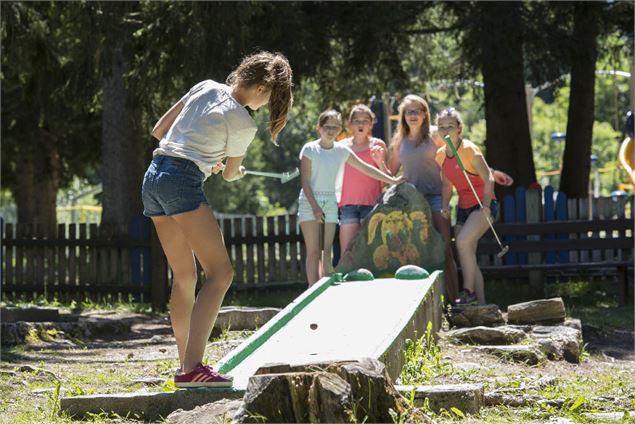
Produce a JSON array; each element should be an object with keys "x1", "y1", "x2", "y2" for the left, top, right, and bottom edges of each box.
[
  {"x1": 472, "y1": 345, "x2": 546, "y2": 365},
  {"x1": 18, "y1": 365, "x2": 59, "y2": 380},
  {"x1": 446, "y1": 304, "x2": 505, "y2": 328},
  {"x1": 563, "y1": 318, "x2": 582, "y2": 331},
  {"x1": 213, "y1": 307, "x2": 280, "y2": 332},
  {"x1": 336, "y1": 183, "x2": 444, "y2": 277},
  {"x1": 507, "y1": 298, "x2": 565, "y2": 325},
  {"x1": 234, "y1": 358, "x2": 431, "y2": 424},
  {"x1": 166, "y1": 398, "x2": 243, "y2": 424},
  {"x1": 530, "y1": 325, "x2": 582, "y2": 363},
  {"x1": 396, "y1": 383, "x2": 484, "y2": 415},
  {"x1": 447, "y1": 326, "x2": 527, "y2": 345},
  {"x1": 149, "y1": 335, "x2": 163, "y2": 344},
  {"x1": 1, "y1": 307, "x2": 60, "y2": 322}
]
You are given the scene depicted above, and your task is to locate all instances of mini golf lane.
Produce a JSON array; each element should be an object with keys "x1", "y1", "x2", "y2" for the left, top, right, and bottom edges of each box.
[{"x1": 217, "y1": 271, "x2": 443, "y2": 390}]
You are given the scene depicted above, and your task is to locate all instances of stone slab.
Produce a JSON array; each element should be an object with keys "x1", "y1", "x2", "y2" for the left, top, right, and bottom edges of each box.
[
  {"x1": 60, "y1": 388, "x2": 244, "y2": 421},
  {"x1": 214, "y1": 307, "x2": 280, "y2": 331},
  {"x1": 1, "y1": 307, "x2": 60, "y2": 322},
  {"x1": 396, "y1": 383, "x2": 484, "y2": 414}
]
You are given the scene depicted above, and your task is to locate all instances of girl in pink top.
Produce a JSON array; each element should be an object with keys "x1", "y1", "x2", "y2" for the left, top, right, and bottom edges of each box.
[
  {"x1": 436, "y1": 108, "x2": 496, "y2": 305},
  {"x1": 338, "y1": 105, "x2": 391, "y2": 255}
]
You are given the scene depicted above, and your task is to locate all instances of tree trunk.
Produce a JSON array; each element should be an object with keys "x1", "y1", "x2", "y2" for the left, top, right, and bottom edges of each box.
[
  {"x1": 559, "y1": 3, "x2": 600, "y2": 198},
  {"x1": 15, "y1": 146, "x2": 35, "y2": 225},
  {"x1": 32, "y1": 129, "x2": 59, "y2": 233},
  {"x1": 478, "y1": 2, "x2": 537, "y2": 201},
  {"x1": 100, "y1": 44, "x2": 143, "y2": 225}
]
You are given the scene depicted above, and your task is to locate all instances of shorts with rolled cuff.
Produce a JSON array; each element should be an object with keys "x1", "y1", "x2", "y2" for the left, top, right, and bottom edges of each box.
[{"x1": 298, "y1": 192, "x2": 339, "y2": 224}]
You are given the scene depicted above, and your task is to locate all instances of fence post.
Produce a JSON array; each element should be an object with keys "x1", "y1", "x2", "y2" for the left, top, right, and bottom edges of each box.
[
  {"x1": 526, "y1": 188, "x2": 544, "y2": 298},
  {"x1": 150, "y1": 224, "x2": 168, "y2": 312}
]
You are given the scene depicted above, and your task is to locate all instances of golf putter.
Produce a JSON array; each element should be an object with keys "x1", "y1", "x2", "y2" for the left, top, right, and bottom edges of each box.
[
  {"x1": 245, "y1": 168, "x2": 300, "y2": 183},
  {"x1": 443, "y1": 135, "x2": 510, "y2": 258},
  {"x1": 217, "y1": 164, "x2": 299, "y2": 183}
]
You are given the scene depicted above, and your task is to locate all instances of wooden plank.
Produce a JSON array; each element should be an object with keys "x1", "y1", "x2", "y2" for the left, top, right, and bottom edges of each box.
[
  {"x1": 234, "y1": 218, "x2": 244, "y2": 284},
  {"x1": 543, "y1": 186, "x2": 556, "y2": 264},
  {"x1": 15, "y1": 223, "x2": 25, "y2": 293},
  {"x1": 256, "y1": 217, "x2": 265, "y2": 283},
  {"x1": 119, "y1": 223, "x2": 129, "y2": 295},
  {"x1": 47, "y1": 224, "x2": 57, "y2": 299},
  {"x1": 477, "y1": 237, "x2": 632, "y2": 254},
  {"x1": 289, "y1": 215, "x2": 299, "y2": 281},
  {"x1": 577, "y1": 198, "x2": 590, "y2": 263},
  {"x1": 58, "y1": 224, "x2": 68, "y2": 302},
  {"x1": 98, "y1": 224, "x2": 110, "y2": 299},
  {"x1": 267, "y1": 216, "x2": 277, "y2": 282},
  {"x1": 5, "y1": 223, "x2": 14, "y2": 288},
  {"x1": 88, "y1": 224, "x2": 98, "y2": 289},
  {"x1": 567, "y1": 198, "x2": 579, "y2": 263},
  {"x1": 110, "y1": 224, "x2": 120, "y2": 286},
  {"x1": 278, "y1": 215, "x2": 288, "y2": 282},
  {"x1": 245, "y1": 217, "x2": 255, "y2": 284},
  {"x1": 79, "y1": 224, "x2": 88, "y2": 295},
  {"x1": 502, "y1": 194, "x2": 517, "y2": 265},
  {"x1": 525, "y1": 188, "x2": 543, "y2": 297}
]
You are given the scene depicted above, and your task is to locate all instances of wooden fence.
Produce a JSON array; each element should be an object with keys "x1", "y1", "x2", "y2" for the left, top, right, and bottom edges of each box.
[{"x1": 1, "y1": 188, "x2": 633, "y2": 310}]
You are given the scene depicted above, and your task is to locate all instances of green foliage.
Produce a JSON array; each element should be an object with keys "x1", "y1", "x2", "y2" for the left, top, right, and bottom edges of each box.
[{"x1": 400, "y1": 321, "x2": 452, "y2": 385}]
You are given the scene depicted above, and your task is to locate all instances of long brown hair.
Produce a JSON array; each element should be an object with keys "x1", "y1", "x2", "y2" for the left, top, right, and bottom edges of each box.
[
  {"x1": 227, "y1": 52, "x2": 293, "y2": 144},
  {"x1": 390, "y1": 94, "x2": 430, "y2": 152}
]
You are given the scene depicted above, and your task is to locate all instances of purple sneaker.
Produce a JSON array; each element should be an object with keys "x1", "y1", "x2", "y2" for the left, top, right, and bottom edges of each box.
[
  {"x1": 454, "y1": 289, "x2": 478, "y2": 306},
  {"x1": 174, "y1": 363, "x2": 233, "y2": 388}
]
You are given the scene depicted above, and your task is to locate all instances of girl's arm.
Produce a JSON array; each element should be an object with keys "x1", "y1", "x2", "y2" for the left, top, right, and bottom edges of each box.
[
  {"x1": 472, "y1": 154, "x2": 495, "y2": 212},
  {"x1": 222, "y1": 156, "x2": 246, "y2": 181},
  {"x1": 387, "y1": 143, "x2": 402, "y2": 176},
  {"x1": 347, "y1": 152, "x2": 405, "y2": 185},
  {"x1": 492, "y1": 169, "x2": 514, "y2": 186},
  {"x1": 370, "y1": 141, "x2": 391, "y2": 176},
  {"x1": 300, "y1": 156, "x2": 324, "y2": 222},
  {"x1": 151, "y1": 100, "x2": 184, "y2": 141},
  {"x1": 440, "y1": 172, "x2": 453, "y2": 219}
]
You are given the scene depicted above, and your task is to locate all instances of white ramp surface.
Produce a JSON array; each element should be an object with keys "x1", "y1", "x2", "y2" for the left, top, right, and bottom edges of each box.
[{"x1": 217, "y1": 272, "x2": 442, "y2": 390}]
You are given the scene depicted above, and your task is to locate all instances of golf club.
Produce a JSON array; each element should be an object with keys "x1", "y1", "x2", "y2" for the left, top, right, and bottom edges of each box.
[
  {"x1": 217, "y1": 164, "x2": 299, "y2": 183},
  {"x1": 245, "y1": 168, "x2": 300, "y2": 183},
  {"x1": 443, "y1": 135, "x2": 509, "y2": 258}
]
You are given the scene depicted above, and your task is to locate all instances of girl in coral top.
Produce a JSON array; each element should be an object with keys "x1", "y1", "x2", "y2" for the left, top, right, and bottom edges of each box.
[
  {"x1": 338, "y1": 104, "x2": 392, "y2": 255},
  {"x1": 435, "y1": 108, "x2": 497, "y2": 305}
]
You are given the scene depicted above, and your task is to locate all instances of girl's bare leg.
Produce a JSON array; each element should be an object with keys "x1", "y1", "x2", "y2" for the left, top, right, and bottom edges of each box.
[
  {"x1": 170, "y1": 204, "x2": 234, "y2": 373},
  {"x1": 321, "y1": 223, "x2": 337, "y2": 275},
  {"x1": 454, "y1": 210, "x2": 490, "y2": 304},
  {"x1": 431, "y1": 211, "x2": 459, "y2": 303},
  {"x1": 338, "y1": 223, "x2": 361, "y2": 260},
  {"x1": 301, "y1": 220, "x2": 321, "y2": 286},
  {"x1": 151, "y1": 216, "x2": 197, "y2": 368}
]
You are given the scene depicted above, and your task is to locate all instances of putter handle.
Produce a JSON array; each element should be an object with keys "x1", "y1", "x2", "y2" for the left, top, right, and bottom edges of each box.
[{"x1": 244, "y1": 170, "x2": 284, "y2": 178}]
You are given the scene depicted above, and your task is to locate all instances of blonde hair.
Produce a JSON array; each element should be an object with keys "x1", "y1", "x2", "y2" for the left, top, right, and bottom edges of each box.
[
  {"x1": 227, "y1": 51, "x2": 293, "y2": 143},
  {"x1": 435, "y1": 107, "x2": 464, "y2": 129},
  {"x1": 391, "y1": 95, "x2": 430, "y2": 152},
  {"x1": 348, "y1": 104, "x2": 375, "y2": 123},
  {"x1": 317, "y1": 109, "x2": 342, "y2": 127}
]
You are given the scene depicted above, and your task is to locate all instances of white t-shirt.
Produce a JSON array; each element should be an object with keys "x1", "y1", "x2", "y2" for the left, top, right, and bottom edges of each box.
[
  {"x1": 298, "y1": 140, "x2": 352, "y2": 202},
  {"x1": 153, "y1": 80, "x2": 257, "y2": 177}
]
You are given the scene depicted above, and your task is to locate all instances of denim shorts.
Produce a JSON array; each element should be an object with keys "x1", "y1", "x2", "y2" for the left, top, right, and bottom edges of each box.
[
  {"x1": 142, "y1": 155, "x2": 208, "y2": 217},
  {"x1": 298, "y1": 192, "x2": 339, "y2": 223},
  {"x1": 424, "y1": 194, "x2": 442, "y2": 211},
  {"x1": 456, "y1": 200, "x2": 498, "y2": 225},
  {"x1": 339, "y1": 204, "x2": 374, "y2": 225}
]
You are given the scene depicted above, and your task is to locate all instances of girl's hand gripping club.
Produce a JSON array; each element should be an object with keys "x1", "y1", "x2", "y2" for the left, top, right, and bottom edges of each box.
[{"x1": 443, "y1": 135, "x2": 509, "y2": 258}]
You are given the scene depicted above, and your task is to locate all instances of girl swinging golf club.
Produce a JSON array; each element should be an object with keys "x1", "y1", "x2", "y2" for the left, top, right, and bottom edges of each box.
[
  {"x1": 435, "y1": 107, "x2": 504, "y2": 305},
  {"x1": 142, "y1": 51, "x2": 293, "y2": 387}
]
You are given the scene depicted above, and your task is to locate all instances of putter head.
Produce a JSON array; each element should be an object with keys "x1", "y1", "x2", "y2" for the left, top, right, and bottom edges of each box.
[
  {"x1": 496, "y1": 245, "x2": 510, "y2": 258},
  {"x1": 280, "y1": 168, "x2": 300, "y2": 183}
]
